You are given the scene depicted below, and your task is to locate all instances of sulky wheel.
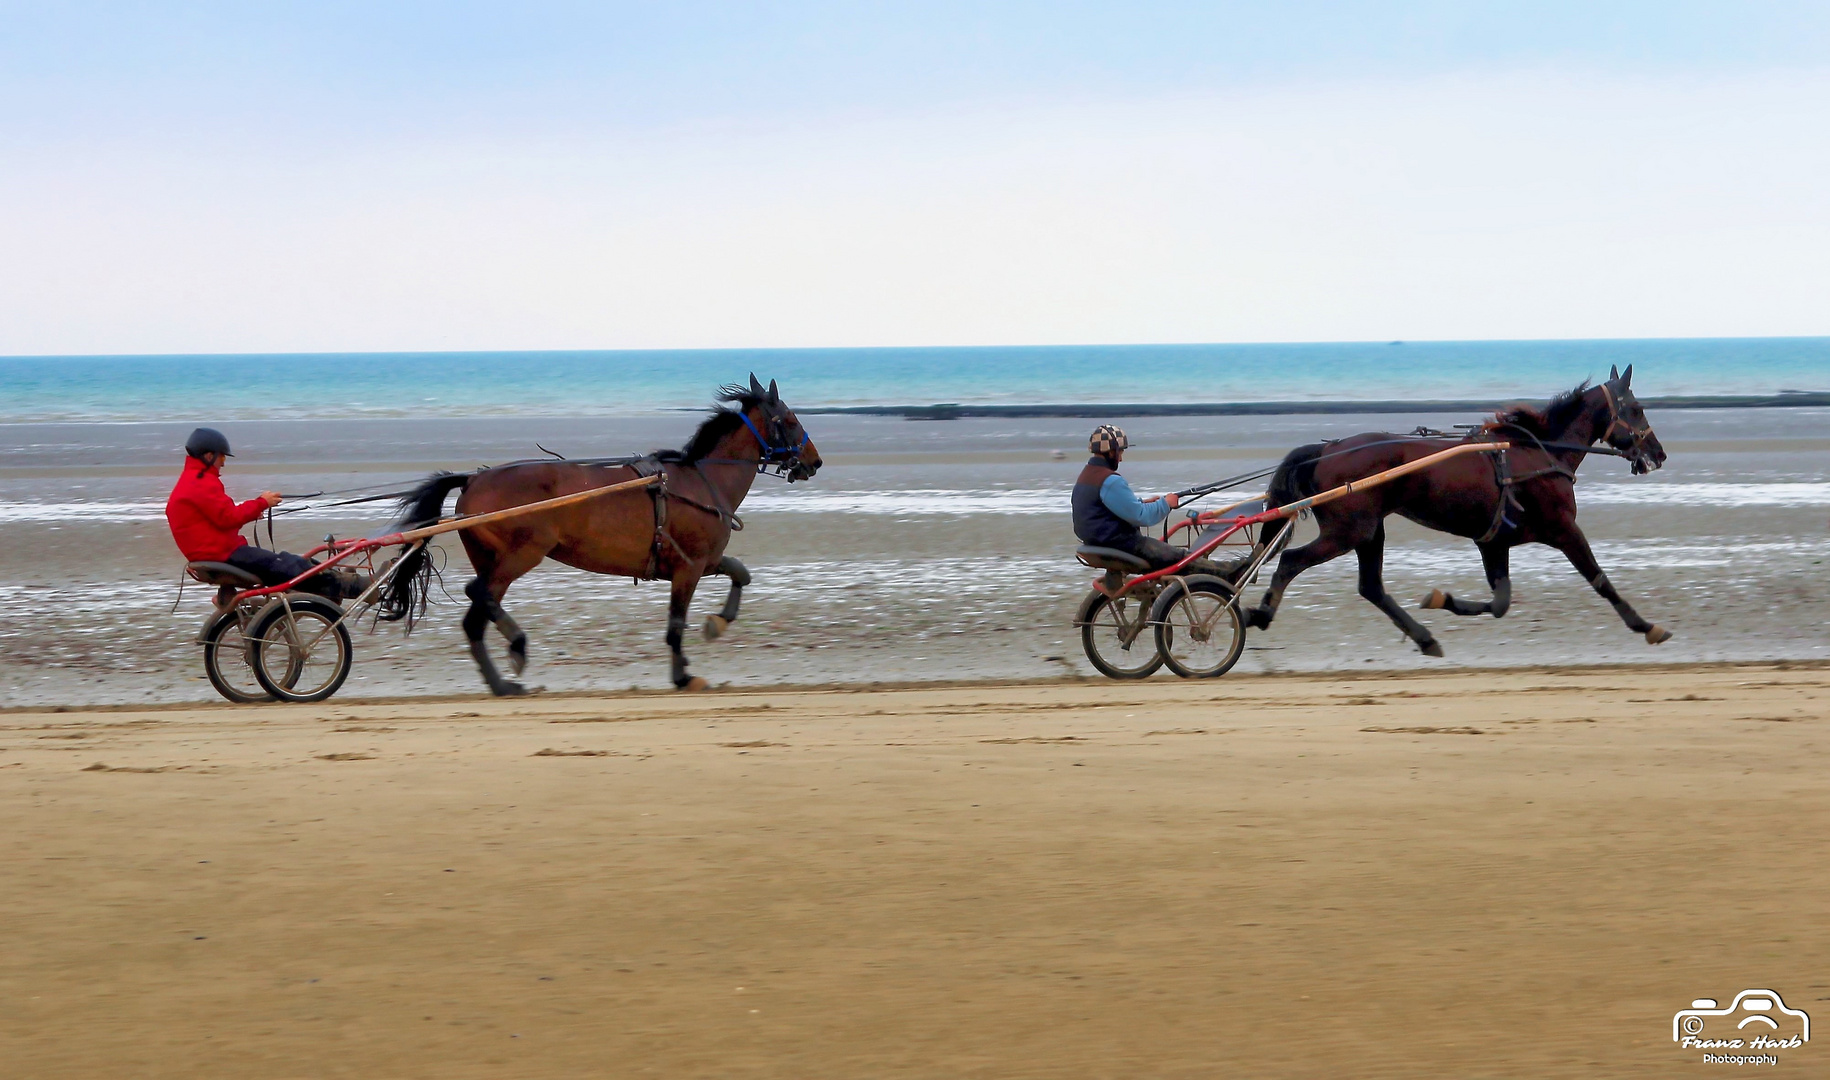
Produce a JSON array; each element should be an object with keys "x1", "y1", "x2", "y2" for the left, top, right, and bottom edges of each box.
[
  {"x1": 249, "y1": 596, "x2": 353, "y2": 703},
  {"x1": 202, "y1": 608, "x2": 278, "y2": 703},
  {"x1": 1151, "y1": 576, "x2": 1246, "y2": 679},
  {"x1": 1077, "y1": 587, "x2": 1164, "y2": 679}
]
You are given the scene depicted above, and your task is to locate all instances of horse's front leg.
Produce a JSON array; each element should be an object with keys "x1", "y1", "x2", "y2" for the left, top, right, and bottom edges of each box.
[
  {"x1": 1421, "y1": 542, "x2": 1513, "y2": 618},
  {"x1": 667, "y1": 570, "x2": 708, "y2": 690},
  {"x1": 702, "y1": 556, "x2": 749, "y2": 642},
  {"x1": 1554, "y1": 527, "x2": 1672, "y2": 644}
]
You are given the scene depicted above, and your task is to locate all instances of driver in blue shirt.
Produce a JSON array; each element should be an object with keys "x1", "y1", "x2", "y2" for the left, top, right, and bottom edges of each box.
[{"x1": 1072, "y1": 425, "x2": 1237, "y2": 577}]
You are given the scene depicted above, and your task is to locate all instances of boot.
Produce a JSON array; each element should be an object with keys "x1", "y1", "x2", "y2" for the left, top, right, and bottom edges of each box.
[{"x1": 332, "y1": 570, "x2": 371, "y2": 599}]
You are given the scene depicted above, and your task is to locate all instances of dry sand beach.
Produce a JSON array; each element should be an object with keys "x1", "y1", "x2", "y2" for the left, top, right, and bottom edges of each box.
[{"x1": 5, "y1": 663, "x2": 1826, "y2": 1078}]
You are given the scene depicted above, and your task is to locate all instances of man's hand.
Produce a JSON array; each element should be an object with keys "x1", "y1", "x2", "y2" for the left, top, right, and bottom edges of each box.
[
  {"x1": 260, "y1": 491, "x2": 283, "y2": 507},
  {"x1": 1164, "y1": 492, "x2": 1180, "y2": 510}
]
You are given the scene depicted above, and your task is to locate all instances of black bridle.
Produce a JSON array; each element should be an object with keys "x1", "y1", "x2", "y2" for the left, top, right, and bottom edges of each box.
[{"x1": 1598, "y1": 381, "x2": 1659, "y2": 473}]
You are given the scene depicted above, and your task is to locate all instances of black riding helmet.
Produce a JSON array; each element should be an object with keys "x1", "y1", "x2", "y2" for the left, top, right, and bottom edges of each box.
[{"x1": 185, "y1": 427, "x2": 233, "y2": 459}]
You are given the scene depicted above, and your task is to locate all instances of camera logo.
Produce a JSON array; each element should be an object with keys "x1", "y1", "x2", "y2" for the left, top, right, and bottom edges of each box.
[{"x1": 1674, "y1": 989, "x2": 1809, "y2": 1056}]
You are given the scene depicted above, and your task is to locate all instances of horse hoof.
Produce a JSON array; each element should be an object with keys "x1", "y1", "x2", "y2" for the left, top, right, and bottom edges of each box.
[
  {"x1": 1245, "y1": 607, "x2": 1271, "y2": 631},
  {"x1": 1420, "y1": 589, "x2": 1447, "y2": 610},
  {"x1": 1645, "y1": 625, "x2": 1672, "y2": 645},
  {"x1": 492, "y1": 681, "x2": 528, "y2": 697},
  {"x1": 1420, "y1": 640, "x2": 1445, "y2": 658},
  {"x1": 702, "y1": 615, "x2": 728, "y2": 642},
  {"x1": 678, "y1": 676, "x2": 710, "y2": 692},
  {"x1": 508, "y1": 651, "x2": 528, "y2": 677}
]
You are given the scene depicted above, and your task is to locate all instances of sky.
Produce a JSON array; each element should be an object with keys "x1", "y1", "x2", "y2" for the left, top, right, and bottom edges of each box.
[{"x1": 2, "y1": 2, "x2": 1828, "y2": 354}]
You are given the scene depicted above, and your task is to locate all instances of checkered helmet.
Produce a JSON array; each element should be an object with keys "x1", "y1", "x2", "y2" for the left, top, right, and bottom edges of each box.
[{"x1": 1088, "y1": 424, "x2": 1129, "y2": 457}]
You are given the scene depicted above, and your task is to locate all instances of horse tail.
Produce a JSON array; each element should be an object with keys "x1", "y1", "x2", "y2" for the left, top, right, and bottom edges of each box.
[
  {"x1": 378, "y1": 472, "x2": 472, "y2": 630},
  {"x1": 395, "y1": 470, "x2": 472, "y2": 529},
  {"x1": 1267, "y1": 442, "x2": 1327, "y2": 509}
]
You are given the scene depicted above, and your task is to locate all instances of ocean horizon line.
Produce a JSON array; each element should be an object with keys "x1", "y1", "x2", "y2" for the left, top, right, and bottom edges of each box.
[{"x1": 3, "y1": 338, "x2": 1826, "y2": 423}]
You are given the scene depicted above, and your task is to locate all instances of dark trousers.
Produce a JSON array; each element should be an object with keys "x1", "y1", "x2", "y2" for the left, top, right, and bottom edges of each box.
[
  {"x1": 227, "y1": 545, "x2": 338, "y2": 598},
  {"x1": 1117, "y1": 534, "x2": 1243, "y2": 578},
  {"x1": 1116, "y1": 534, "x2": 1188, "y2": 571}
]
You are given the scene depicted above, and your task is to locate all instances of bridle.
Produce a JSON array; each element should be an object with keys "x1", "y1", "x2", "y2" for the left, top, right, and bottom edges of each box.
[
  {"x1": 736, "y1": 406, "x2": 813, "y2": 479},
  {"x1": 1598, "y1": 382, "x2": 1657, "y2": 472}
]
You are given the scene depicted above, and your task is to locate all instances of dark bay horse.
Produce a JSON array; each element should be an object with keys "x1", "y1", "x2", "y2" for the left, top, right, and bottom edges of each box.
[
  {"x1": 1245, "y1": 365, "x2": 1671, "y2": 655},
  {"x1": 387, "y1": 377, "x2": 821, "y2": 695}
]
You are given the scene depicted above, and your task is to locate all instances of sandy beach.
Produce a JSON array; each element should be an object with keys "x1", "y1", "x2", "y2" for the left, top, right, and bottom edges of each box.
[{"x1": 4, "y1": 662, "x2": 1825, "y2": 1078}]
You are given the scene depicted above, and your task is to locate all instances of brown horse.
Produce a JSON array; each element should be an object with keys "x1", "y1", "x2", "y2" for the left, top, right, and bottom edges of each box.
[
  {"x1": 387, "y1": 376, "x2": 821, "y2": 695},
  {"x1": 1245, "y1": 365, "x2": 1671, "y2": 655}
]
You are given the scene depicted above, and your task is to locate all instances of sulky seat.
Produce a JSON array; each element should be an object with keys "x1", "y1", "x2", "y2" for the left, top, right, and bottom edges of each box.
[
  {"x1": 1075, "y1": 545, "x2": 1152, "y2": 573},
  {"x1": 186, "y1": 561, "x2": 263, "y2": 589}
]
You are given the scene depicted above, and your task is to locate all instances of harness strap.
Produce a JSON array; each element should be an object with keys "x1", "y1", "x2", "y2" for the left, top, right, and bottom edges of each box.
[{"x1": 645, "y1": 471, "x2": 669, "y2": 580}]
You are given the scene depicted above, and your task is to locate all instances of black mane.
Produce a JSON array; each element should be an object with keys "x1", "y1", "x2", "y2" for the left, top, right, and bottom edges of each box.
[
  {"x1": 1491, "y1": 382, "x2": 1592, "y2": 439},
  {"x1": 676, "y1": 385, "x2": 764, "y2": 462}
]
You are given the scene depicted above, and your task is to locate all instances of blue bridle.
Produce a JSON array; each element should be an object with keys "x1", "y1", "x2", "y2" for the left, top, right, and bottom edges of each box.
[{"x1": 738, "y1": 409, "x2": 809, "y2": 470}]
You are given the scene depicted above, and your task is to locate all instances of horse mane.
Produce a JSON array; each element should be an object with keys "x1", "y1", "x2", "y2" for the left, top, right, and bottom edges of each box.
[
  {"x1": 676, "y1": 384, "x2": 764, "y2": 462},
  {"x1": 1488, "y1": 382, "x2": 1591, "y2": 439}
]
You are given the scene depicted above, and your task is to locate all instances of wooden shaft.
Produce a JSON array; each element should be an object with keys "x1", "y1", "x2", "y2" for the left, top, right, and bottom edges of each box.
[
  {"x1": 386, "y1": 474, "x2": 661, "y2": 544},
  {"x1": 1200, "y1": 494, "x2": 1268, "y2": 521},
  {"x1": 1269, "y1": 442, "x2": 1508, "y2": 520}
]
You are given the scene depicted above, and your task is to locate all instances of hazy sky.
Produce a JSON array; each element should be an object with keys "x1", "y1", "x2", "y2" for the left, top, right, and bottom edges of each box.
[{"x1": 3, "y1": 2, "x2": 1827, "y2": 353}]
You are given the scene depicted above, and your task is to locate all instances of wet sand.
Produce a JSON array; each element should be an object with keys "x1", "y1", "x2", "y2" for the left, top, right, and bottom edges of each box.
[
  {"x1": 4, "y1": 663, "x2": 1827, "y2": 1078},
  {"x1": 4, "y1": 409, "x2": 1828, "y2": 705}
]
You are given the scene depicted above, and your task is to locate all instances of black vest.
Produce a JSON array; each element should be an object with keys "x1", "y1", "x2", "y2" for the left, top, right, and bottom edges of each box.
[{"x1": 1072, "y1": 458, "x2": 1137, "y2": 547}]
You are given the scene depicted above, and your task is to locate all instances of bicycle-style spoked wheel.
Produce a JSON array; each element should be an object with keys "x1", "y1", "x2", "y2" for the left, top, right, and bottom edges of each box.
[
  {"x1": 250, "y1": 597, "x2": 353, "y2": 703},
  {"x1": 202, "y1": 610, "x2": 276, "y2": 703},
  {"x1": 1077, "y1": 587, "x2": 1164, "y2": 679},
  {"x1": 1152, "y1": 577, "x2": 1246, "y2": 679}
]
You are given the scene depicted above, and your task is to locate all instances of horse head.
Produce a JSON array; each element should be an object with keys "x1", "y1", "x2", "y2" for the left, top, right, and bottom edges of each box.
[
  {"x1": 1601, "y1": 364, "x2": 1665, "y2": 475},
  {"x1": 743, "y1": 374, "x2": 822, "y2": 482}
]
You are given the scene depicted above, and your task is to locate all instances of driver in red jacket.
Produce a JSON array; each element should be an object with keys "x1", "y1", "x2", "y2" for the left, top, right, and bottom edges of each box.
[{"x1": 166, "y1": 428, "x2": 358, "y2": 599}]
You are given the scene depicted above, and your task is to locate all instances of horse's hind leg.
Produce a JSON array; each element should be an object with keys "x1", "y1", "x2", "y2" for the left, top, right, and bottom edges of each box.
[
  {"x1": 702, "y1": 556, "x2": 749, "y2": 642},
  {"x1": 1421, "y1": 543, "x2": 1513, "y2": 618},
  {"x1": 460, "y1": 539, "x2": 546, "y2": 697},
  {"x1": 1246, "y1": 519, "x2": 1351, "y2": 631},
  {"x1": 1356, "y1": 524, "x2": 1443, "y2": 656},
  {"x1": 667, "y1": 571, "x2": 708, "y2": 690},
  {"x1": 1554, "y1": 527, "x2": 1672, "y2": 644},
  {"x1": 463, "y1": 576, "x2": 526, "y2": 697}
]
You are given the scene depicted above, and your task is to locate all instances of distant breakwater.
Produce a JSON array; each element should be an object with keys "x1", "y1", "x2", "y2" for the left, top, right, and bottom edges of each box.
[{"x1": 803, "y1": 392, "x2": 1830, "y2": 420}]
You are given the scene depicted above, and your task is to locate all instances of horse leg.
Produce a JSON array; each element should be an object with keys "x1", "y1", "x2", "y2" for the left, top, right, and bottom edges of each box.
[
  {"x1": 1421, "y1": 543, "x2": 1513, "y2": 618},
  {"x1": 1355, "y1": 524, "x2": 1443, "y2": 656},
  {"x1": 702, "y1": 556, "x2": 750, "y2": 642},
  {"x1": 463, "y1": 576, "x2": 526, "y2": 697},
  {"x1": 1245, "y1": 518, "x2": 1353, "y2": 630},
  {"x1": 460, "y1": 540, "x2": 547, "y2": 696},
  {"x1": 667, "y1": 571, "x2": 708, "y2": 690},
  {"x1": 1554, "y1": 528, "x2": 1672, "y2": 644}
]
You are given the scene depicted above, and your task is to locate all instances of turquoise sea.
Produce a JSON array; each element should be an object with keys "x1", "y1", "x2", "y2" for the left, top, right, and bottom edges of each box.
[{"x1": 2, "y1": 338, "x2": 1826, "y2": 422}]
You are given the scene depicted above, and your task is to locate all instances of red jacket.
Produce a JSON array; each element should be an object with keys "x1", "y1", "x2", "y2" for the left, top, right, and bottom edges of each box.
[{"x1": 166, "y1": 456, "x2": 268, "y2": 561}]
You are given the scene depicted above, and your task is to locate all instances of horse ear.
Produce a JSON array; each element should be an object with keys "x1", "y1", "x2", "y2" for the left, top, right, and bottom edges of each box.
[
  {"x1": 1620, "y1": 364, "x2": 1633, "y2": 387},
  {"x1": 1609, "y1": 364, "x2": 1619, "y2": 381},
  {"x1": 768, "y1": 379, "x2": 780, "y2": 403},
  {"x1": 749, "y1": 373, "x2": 765, "y2": 398}
]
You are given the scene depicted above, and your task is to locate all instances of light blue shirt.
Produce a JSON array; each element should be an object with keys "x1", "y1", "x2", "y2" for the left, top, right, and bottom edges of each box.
[{"x1": 1099, "y1": 473, "x2": 1170, "y2": 528}]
